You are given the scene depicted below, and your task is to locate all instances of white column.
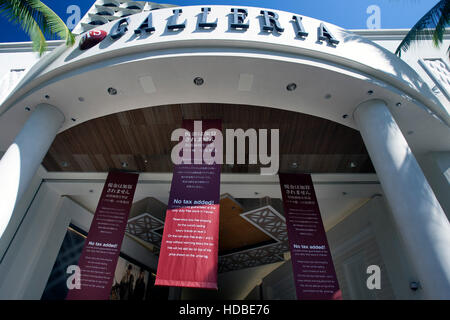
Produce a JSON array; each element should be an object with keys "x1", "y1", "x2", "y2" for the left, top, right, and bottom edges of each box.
[
  {"x1": 0, "y1": 103, "x2": 64, "y2": 239},
  {"x1": 354, "y1": 99, "x2": 450, "y2": 299}
]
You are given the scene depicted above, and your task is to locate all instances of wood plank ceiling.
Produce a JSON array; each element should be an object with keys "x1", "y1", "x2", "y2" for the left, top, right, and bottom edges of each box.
[
  {"x1": 42, "y1": 103, "x2": 374, "y2": 173},
  {"x1": 218, "y1": 195, "x2": 273, "y2": 254}
]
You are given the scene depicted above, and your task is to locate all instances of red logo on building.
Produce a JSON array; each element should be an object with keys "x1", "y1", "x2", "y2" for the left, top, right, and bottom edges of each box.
[{"x1": 79, "y1": 30, "x2": 107, "y2": 50}]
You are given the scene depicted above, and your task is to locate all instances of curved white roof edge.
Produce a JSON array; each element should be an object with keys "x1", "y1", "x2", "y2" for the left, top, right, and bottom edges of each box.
[{"x1": 0, "y1": 5, "x2": 448, "y2": 128}]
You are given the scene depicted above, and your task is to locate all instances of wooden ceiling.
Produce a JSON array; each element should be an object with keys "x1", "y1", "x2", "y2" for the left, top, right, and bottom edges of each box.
[
  {"x1": 42, "y1": 103, "x2": 374, "y2": 173},
  {"x1": 218, "y1": 195, "x2": 272, "y2": 254}
]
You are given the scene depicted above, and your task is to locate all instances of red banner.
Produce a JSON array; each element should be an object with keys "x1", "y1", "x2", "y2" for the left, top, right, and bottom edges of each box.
[
  {"x1": 66, "y1": 171, "x2": 139, "y2": 300},
  {"x1": 279, "y1": 173, "x2": 341, "y2": 300},
  {"x1": 155, "y1": 120, "x2": 222, "y2": 289}
]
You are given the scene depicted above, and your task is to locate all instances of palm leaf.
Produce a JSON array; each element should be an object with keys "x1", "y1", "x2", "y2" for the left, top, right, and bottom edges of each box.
[
  {"x1": 0, "y1": 0, "x2": 47, "y2": 54},
  {"x1": 29, "y1": 17, "x2": 46, "y2": 53},
  {"x1": 27, "y1": 0, "x2": 75, "y2": 47},
  {"x1": 0, "y1": 0, "x2": 75, "y2": 56},
  {"x1": 395, "y1": 0, "x2": 450, "y2": 57}
]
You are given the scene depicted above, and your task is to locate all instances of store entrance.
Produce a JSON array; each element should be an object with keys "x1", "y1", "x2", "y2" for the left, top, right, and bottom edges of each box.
[{"x1": 38, "y1": 102, "x2": 379, "y2": 300}]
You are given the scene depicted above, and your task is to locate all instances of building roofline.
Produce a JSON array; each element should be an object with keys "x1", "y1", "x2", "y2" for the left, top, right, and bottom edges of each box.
[
  {"x1": 0, "y1": 40, "x2": 65, "y2": 53},
  {"x1": 1, "y1": 28, "x2": 448, "y2": 52}
]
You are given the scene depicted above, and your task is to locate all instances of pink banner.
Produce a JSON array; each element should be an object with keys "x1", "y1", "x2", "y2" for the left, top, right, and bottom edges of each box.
[
  {"x1": 279, "y1": 173, "x2": 341, "y2": 300},
  {"x1": 155, "y1": 120, "x2": 221, "y2": 289},
  {"x1": 66, "y1": 171, "x2": 139, "y2": 300}
]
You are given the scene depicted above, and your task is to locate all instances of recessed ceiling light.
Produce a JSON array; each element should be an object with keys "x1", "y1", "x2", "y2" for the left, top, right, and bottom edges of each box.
[
  {"x1": 107, "y1": 87, "x2": 118, "y2": 95},
  {"x1": 286, "y1": 83, "x2": 297, "y2": 91},
  {"x1": 193, "y1": 77, "x2": 204, "y2": 86}
]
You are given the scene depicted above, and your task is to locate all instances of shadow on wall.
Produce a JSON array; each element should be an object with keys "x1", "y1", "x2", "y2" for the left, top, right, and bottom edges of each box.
[{"x1": 337, "y1": 29, "x2": 447, "y2": 124}]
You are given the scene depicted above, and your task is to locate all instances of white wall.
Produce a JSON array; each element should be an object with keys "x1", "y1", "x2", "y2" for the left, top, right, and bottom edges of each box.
[
  {"x1": 0, "y1": 42, "x2": 63, "y2": 77},
  {"x1": 0, "y1": 182, "x2": 63, "y2": 299},
  {"x1": 393, "y1": 39, "x2": 450, "y2": 113},
  {"x1": 327, "y1": 196, "x2": 424, "y2": 300},
  {"x1": 0, "y1": 168, "x2": 43, "y2": 264},
  {"x1": 417, "y1": 151, "x2": 450, "y2": 220}
]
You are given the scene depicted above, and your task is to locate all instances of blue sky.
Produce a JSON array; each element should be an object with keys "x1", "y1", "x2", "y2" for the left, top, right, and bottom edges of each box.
[
  {"x1": 0, "y1": 0, "x2": 440, "y2": 42},
  {"x1": 174, "y1": 0, "x2": 439, "y2": 28}
]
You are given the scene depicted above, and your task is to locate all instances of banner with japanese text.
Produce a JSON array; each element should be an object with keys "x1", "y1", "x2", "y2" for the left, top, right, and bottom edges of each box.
[
  {"x1": 155, "y1": 119, "x2": 222, "y2": 289},
  {"x1": 279, "y1": 173, "x2": 341, "y2": 300},
  {"x1": 66, "y1": 171, "x2": 139, "y2": 300}
]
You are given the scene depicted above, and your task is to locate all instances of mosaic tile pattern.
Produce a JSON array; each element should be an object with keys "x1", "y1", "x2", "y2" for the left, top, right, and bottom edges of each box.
[
  {"x1": 241, "y1": 206, "x2": 289, "y2": 242},
  {"x1": 218, "y1": 205, "x2": 290, "y2": 273},
  {"x1": 126, "y1": 212, "x2": 164, "y2": 247},
  {"x1": 218, "y1": 242, "x2": 286, "y2": 273}
]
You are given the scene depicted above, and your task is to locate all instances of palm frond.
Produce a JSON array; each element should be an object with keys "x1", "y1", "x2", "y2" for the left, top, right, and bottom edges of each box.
[
  {"x1": 432, "y1": 0, "x2": 450, "y2": 47},
  {"x1": 27, "y1": 0, "x2": 75, "y2": 47},
  {"x1": 395, "y1": 0, "x2": 450, "y2": 57},
  {"x1": 30, "y1": 17, "x2": 47, "y2": 53},
  {"x1": 0, "y1": 0, "x2": 47, "y2": 54},
  {"x1": 0, "y1": 0, "x2": 75, "y2": 56}
]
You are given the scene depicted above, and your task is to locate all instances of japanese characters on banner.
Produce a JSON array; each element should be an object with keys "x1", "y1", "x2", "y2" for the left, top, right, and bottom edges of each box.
[
  {"x1": 155, "y1": 120, "x2": 222, "y2": 289},
  {"x1": 66, "y1": 171, "x2": 139, "y2": 300},
  {"x1": 279, "y1": 173, "x2": 342, "y2": 300}
]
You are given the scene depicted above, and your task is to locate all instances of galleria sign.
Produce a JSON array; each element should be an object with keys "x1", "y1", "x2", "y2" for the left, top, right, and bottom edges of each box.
[{"x1": 80, "y1": 7, "x2": 340, "y2": 50}]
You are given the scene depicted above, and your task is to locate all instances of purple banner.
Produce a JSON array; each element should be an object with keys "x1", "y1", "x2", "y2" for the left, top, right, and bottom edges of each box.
[
  {"x1": 279, "y1": 173, "x2": 341, "y2": 300},
  {"x1": 66, "y1": 171, "x2": 139, "y2": 300},
  {"x1": 155, "y1": 120, "x2": 222, "y2": 289}
]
